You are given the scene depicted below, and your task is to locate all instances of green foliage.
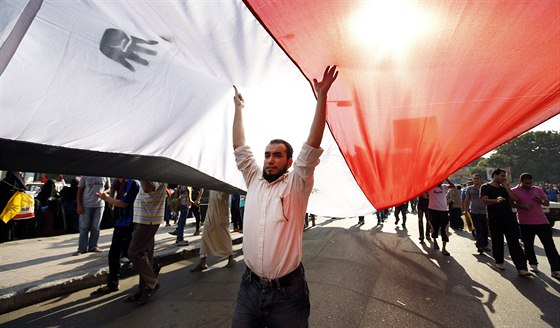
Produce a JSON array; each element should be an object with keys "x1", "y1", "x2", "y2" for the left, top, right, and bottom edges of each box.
[{"x1": 470, "y1": 131, "x2": 560, "y2": 183}]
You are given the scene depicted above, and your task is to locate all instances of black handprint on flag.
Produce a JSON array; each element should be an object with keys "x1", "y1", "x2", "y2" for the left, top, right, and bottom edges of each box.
[{"x1": 100, "y1": 28, "x2": 158, "y2": 72}]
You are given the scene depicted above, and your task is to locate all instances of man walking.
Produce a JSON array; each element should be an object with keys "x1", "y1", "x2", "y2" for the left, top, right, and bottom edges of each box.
[
  {"x1": 428, "y1": 179, "x2": 455, "y2": 256},
  {"x1": 480, "y1": 168, "x2": 530, "y2": 276},
  {"x1": 91, "y1": 178, "x2": 140, "y2": 294},
  {"x1": 417, "y1": 192, "x2": 431, "y2": 243},
  {"x1": 169, "y1": 185, "x2": 191, "y2": 246},
  {"x1": 512, "y1": 173, "x2": 560, "y2": 280},
  {"x1": 231, "y1": 65, "x2": 338, "y2": 327},
  {"x1": 74, "y1": 176, "x2": 110, "y2": 255},
  {"x1": 464, "y1": 173, "x2": 489, "y2": 253},
  {"x1": 190, "y1": 190, "x2": 236, "y2": 272},
  {"x1": 189, "y1": 186, "x2": 204, "y2": 235},
  {"x1": 127, "y1": 181, "x2": 166, "y2": 304},
  {"x1": 394, "y1": 202, "x2": 408, "y2": 229}
]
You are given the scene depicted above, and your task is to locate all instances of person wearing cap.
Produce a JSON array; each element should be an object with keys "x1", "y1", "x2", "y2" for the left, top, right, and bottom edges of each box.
[
  {"x1": 126, "y1": 180, "x2": 166, "y2": 304},
  {"x1": 231, "y1": 66, "x2": 338, "y2": 327}
]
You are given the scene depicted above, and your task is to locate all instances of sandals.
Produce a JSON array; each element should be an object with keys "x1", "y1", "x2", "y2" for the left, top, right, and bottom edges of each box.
[
  {"x1": 91, "y1": 285, "x2": 119, "y2": 295},
  {"x1": 190, "y1": 263, "x2": 208, "y2": 272}
]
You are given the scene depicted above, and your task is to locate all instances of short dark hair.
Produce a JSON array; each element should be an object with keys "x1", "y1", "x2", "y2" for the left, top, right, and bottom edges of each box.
[
  {"x1": 268, "y1": 139, "x2": 293, "y2": 159},
  {"x1": 491, "y1": 168, "x2": 506, "y2": 177},
  {"x1": 519, "y1": 173, "x2": 533, "y2": 181}
]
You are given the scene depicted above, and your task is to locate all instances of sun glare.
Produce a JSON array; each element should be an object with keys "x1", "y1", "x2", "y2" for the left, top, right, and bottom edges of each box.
[{"x1": 350, "y1": 0, "x2": 435, "y2": 57}]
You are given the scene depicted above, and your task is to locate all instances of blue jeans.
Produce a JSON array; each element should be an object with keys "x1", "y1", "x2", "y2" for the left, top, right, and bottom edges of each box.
[
  {"x1": 232, "y1": 265, "x2": 310, "y2": 328},
  {"x1": 176, "y1": 205, "x2": 190, "y2": 242},
  {"x1": 78, "y1": 206, "x2": 104, "y2": 252}
]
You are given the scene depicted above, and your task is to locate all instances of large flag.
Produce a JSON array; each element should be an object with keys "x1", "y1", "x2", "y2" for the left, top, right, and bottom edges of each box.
[{"x1": 1, "y1": 1, "x2": 558, "y2": 214}]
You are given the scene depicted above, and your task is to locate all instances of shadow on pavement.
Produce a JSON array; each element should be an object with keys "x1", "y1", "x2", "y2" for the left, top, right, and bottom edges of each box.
[{"x1": 5, "y1": 226, "x2": 558, "y2": 327}]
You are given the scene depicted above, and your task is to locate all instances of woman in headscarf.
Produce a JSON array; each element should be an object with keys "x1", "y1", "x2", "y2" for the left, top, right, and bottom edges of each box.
[{"x1": 37, "y1": 179, "x2": 66, "y2": 236}]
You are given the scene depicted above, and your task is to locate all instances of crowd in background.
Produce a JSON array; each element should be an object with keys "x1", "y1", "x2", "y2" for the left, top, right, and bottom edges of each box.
[{"x1": 0, "y1": 173, "x2": 246, "y2": 244}]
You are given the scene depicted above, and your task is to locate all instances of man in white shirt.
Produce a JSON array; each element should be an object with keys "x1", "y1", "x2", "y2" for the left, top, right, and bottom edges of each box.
[
  {"x1": 428, "y1": 178, "x2": 455, "y2": 256},
  {"x1": 231, "y1": 66, "x2": 338, "y2": 327}
]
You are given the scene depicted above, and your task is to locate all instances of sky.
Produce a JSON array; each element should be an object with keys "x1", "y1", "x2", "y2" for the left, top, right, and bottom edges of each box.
[{"x1": 530, "y1": 114, "x2": 559, "y2": 132}]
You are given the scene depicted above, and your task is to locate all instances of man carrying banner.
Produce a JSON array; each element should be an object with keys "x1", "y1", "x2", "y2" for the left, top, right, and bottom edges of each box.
[{"x1": 231, "y1": 66, "x2": 338, "y2": 327}]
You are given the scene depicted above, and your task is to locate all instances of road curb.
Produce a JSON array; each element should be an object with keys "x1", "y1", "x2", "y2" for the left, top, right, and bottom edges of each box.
[{"x1": 0, "y1": 235, "x2": 243, "y2": 314}]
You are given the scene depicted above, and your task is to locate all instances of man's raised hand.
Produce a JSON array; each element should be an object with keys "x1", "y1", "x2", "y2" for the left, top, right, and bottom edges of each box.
[
  {"x1": 233, "y1": 85, "x2": 245, "y2": 109},
  {"x1": 313, "y1": 65, "x2": 339, "y2": 97}
]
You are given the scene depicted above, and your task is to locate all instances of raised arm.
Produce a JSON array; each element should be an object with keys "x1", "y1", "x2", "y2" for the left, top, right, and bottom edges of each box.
[
  {"x1": 307, "y1": 66, "x2": 339, "y2": 148},
  {"x1": 502, "y1": 180, "x2": 518, "y2": 202},
  {"x1": 233, "y1": 85, "x2": 245, "y2": 149},
  {"x1": 445, "y1": 178, "x2": 455, "y2": 189}
]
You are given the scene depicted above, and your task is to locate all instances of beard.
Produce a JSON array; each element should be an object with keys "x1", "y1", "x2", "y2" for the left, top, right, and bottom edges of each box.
[{"x1": 263, "y1": 166, "x2": 289, "y2": 183}]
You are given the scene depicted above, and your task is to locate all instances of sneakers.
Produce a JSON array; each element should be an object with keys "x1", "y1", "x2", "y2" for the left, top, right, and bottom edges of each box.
[
  {"x1": 88, "y1": 247, "x2": 103, "y2": 253},
  {"x1": 552, "y1": 271, "x2": 560, "y2": 280},
  {"x1": 168, "y1": 230, "x2": 178, "y2": 236},
  {"x1": 530, "y1": 264, "x2": 539, "y2": 273},
  {"x1": 518, "y1": 269, "x2": 532, "y2": 277},
  {"x1": 495, "y1": 263, "x2": 505, "y2": 271},
  {"x1": 176, "y1": 240, "x2": 189, "y2": 246},
  {"x1": 72, "y1": 250, "x2": 87, "y2": 256}
]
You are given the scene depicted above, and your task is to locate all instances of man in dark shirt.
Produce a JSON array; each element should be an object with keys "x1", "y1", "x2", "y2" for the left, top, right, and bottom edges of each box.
[{"x1": 480, "y1": 168, "x2": 530, "y2": 276}]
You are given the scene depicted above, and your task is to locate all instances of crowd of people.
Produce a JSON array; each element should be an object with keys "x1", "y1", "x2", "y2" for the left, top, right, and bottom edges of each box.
[{"x1": 371, "y1": 170, "x2": 559, "y2": 280}]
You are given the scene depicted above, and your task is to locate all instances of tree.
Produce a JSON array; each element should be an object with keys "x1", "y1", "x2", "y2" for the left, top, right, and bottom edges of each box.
[{"x1": 471, "y1": 131, "x2": 560, "y2": 183}]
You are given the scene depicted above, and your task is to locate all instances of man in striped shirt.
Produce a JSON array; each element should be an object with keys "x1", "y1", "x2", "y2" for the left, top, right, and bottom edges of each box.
[{"x1": 127, "y1": 181, "x2": 166, "y2": 305}]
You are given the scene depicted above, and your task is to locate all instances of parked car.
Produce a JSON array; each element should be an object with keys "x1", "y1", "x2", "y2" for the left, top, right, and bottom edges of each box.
[{"x1": 543, "y1": 201, "x2": 560, "y2": 227}]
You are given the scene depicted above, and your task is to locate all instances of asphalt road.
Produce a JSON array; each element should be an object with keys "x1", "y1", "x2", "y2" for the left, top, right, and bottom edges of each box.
[{"x1": 2, "y1": 215, "x2": 559, "y2": 328}]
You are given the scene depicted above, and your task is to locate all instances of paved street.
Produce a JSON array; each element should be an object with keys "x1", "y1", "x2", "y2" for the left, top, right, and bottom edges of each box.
[{"x1": 1, "y1": 214, "x2": 559, "y2": 327}]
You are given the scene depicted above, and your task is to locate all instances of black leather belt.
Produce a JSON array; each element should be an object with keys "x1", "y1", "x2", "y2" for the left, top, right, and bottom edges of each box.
[{"x1": 247, "y1": 263, "x2": 303, "y2": 288}]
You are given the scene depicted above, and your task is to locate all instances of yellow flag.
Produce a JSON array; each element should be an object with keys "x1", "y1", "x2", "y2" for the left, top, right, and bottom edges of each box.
[
  {"x1": 0, "y1": 191, "x2": 34, "y2": 223},
  {"x1": 464, "y1": 211, "x2": 475, "y2": 232}
]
